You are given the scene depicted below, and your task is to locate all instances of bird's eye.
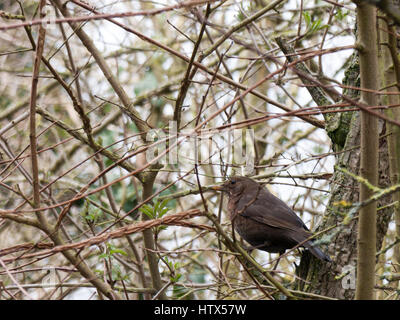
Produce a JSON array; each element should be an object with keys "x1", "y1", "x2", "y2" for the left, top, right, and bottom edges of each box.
[{"x1": 230, "y1": 180, "x2": 236, "y2": 185}]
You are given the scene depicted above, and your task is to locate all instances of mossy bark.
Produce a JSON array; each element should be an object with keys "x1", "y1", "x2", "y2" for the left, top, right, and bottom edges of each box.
[{"x1": 326, "y1": 53, "x2": 359, "y2": 151}]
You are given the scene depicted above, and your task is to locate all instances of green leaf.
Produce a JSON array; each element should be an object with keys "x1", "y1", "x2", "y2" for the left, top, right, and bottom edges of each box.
[
  {"x1": 139, "y1": 205, "x2": 155, "y2": 219},
  {"x1": 109, "y1": 248, "x2": 128, "y2": 256},
  {"x1": 139, "y1": 200, "x2": 172, "y2": 219},
  {"x1": 171, "y1": 273, "x2": 182, "y2": 282},
  {"x1": 111, "y1": 263, "x2": 125, "y2": 281},
  {"x1": 99, "y1": 253, "x2": 109, "y2": 259},
  {"x1": 303, "y1": 12, "x2": 311, "y2": 27},
  {"x1": 94, "y1": 269, "x2": 104, "y2": 276}
]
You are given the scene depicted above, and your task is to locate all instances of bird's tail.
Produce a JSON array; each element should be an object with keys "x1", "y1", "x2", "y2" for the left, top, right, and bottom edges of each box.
[
  {"x1": 289, "y1": 231, "x2": 332, "y2": 262},
  {"x1": 305, "y1": 241, "x2": 332, "y2": 262}
]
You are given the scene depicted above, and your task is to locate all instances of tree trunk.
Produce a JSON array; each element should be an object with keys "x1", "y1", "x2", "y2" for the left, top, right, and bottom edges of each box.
[
  {"x1": 355, "y1": 1, "x2": 379, "y2": 300},
  {"x1": 295, "y1": 54, "x2": 393, "y2": 300}
]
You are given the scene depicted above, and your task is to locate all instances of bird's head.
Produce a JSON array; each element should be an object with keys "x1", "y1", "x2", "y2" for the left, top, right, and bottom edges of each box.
[{"x1": 211, "y1": 176, "x2": 257, "y2": 196}]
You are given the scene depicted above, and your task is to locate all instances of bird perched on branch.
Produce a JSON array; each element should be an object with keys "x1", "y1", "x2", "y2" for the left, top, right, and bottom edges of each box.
[{"x1": 212, "y1": 176, "x2": 331, "y2": 265}]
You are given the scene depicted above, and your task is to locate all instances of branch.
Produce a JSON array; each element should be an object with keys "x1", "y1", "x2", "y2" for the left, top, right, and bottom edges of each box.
[
  {"x1": 52, "y1": 0, "x2": 151, "y2": 138},
  {"x1": 29, "y1": 0, "x2": 46, "y2": 222},
  {"x1": 7, "y1": 210, "x2": 206, "y2": 259},
  {"x1": 0, "y1": 0, "x2": 220, "y2": 31},
  {"x1": 275, "y1": 36, "x2": 333, "y2": 121}
]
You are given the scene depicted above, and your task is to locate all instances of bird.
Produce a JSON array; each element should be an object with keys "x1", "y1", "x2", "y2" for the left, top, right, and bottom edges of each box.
[{"x1": 212, "y1": 176, "x2": 331, "y2": 264}]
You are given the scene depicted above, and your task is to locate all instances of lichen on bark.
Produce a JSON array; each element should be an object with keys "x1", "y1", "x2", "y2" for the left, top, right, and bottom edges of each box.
[{"x1": 326, "y1": 53, "x2": 360, "y2": 151}]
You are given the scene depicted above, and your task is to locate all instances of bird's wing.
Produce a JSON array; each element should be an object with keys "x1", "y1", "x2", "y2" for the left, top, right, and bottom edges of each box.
[{"x1": 237, "y1": 188, "x2": 310, "y2": 233}]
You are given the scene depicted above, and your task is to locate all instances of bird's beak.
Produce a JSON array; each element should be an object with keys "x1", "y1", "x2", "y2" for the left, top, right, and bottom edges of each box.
[{"x1": 210, "y1": 185, "x2": 224, "y2": 191}]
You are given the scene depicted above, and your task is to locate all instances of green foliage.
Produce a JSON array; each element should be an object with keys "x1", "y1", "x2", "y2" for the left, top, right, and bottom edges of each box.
[
  {"x1": 234, "y1": 0, "x2": 257, "y2": 22},
  {"x1": 139, "y1": 199, "x2": 172, "y2": 234},
  {"x1": 139, "y1": 199, "x2": 171, "y2": 220},
  {"x1": 335, "y1": 8, "x2": 349, "y2": 21},
  {"x1": 98, "y1": 243, "x2": 128, "y2": 259},
  {"x1": 103, "y1": 103, "x2": 112, "y2": 114},
  {"x1": 172, "y1": 285, "x2": 190, "y2": 299},
  {"x1": 303, "y1": 12, "x2": 328, "y2": 36},
  {"x1": 110, "y1": 263, "x2": 129, "y2": 281},
  {"x1": 163, "y1": 256, "x2": 193, "y2": 298},
  {"x1": 82, "y1": 199, "x2": 103, "y2": 224},
  {"x1": 278, "y1": 135, "x2": 289, "y2": 145},
  {"x1": 95, "y1": 244, "x2": 128, "y2": 281},
  {"x1": 94, "y1": 263, "x2": 128, "y2": 282},
  {"x1": 163, "y1": 256, "x2": 182, "y2": 283},
  {"x1": 158, "y1": 185, "x2": 178, "y2": 208},
  {"x1": 236, "y1": 12, "x2": 245, "y2": 22}
]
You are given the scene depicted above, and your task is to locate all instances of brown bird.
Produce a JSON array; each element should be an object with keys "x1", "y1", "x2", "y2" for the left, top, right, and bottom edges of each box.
[{"x1": 212, "y1": 176, "x2": 331, "y2": 263}]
